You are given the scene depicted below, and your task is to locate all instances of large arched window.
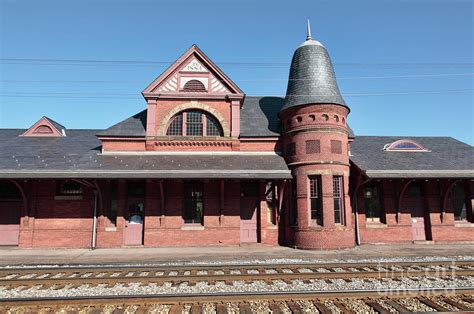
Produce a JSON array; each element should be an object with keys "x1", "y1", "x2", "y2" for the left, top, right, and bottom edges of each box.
[{"x1": 166, "y1": 110, "x2": 224, "y2": 137}]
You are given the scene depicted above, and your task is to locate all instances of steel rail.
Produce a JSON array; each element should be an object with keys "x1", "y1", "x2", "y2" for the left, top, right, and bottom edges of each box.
[
  {"x1": 1, "y1": 269, "x2": 473, "y2": 290},
  {"x1": 1, "y1": 286, "x2": 473, "y2": 305},
  {"x1": 1, "y1": 259, "x2": 473, "y2": 271},
  {"x1": 1, "y1": 261, "x2": 473, "y2": 289}
]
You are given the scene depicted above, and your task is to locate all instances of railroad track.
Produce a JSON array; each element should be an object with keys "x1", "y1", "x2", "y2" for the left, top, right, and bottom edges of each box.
[
  {"x1": 1, "y1": 261, "x2": 474, "y2": 313},
  {"x1": 1, "y1": 260, "x2": 473, "y2": 290},
  {"x1": 1, "y1": 288, "x2": 474, "y2": 313}
]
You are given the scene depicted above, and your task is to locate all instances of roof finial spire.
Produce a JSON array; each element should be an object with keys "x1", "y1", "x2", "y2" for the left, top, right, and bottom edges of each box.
[{"x1": 306, "y1": 19, "x2": 313, "y2": 40}]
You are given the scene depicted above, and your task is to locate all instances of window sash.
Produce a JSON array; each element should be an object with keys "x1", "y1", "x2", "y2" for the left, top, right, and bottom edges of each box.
[
  {"x1": 166, "y1": 111, "x2": 223, "y2": 137},
  {"x1": 309, "y1": 177, "x2": 323, "y2": 225},
  {"x1": 333, "y1": 176, "x2": 344, "y2": 224},
  {"x1": 364, "y1": 186, "x2": 381, "y2": 220},
  {"x1": 183, "y1": 182, "x2": 203, "y2": 224}
]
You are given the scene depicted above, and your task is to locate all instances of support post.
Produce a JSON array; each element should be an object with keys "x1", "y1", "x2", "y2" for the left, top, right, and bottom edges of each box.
[
  {"x1": 159, "y1": 180, "x2": 165, "y2": 225},
  {"x1": 220, "y1": 179, "x2": 224, "y2": 225}
]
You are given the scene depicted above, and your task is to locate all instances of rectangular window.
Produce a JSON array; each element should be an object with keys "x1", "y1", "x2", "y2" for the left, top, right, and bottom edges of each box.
[
  {"x1": 333, "y1": 176, "x2": 344, "y2": 224},
  {"x1": 331, "y1": 140, "x2": 342, "y2": 154},
  {"x1": 306, "y1": 140, "x2": 320, "y2": 154},
  {"x1": 57, "y1": 180, "x2": 82, "y2": 196},
  {"x1": 127, "y1": 181, "x2": 145, "y2": 224},
  {"x1": 108, "y1": 181, "x2": 118, "y2": 225},
  {"x1": 183, "y1": 181, "x2": 203, "y2": 224},
  {"x1": 286, "y1": 142, "x2": 296, "y2": 157},
  {"x1": 364, "y1": 185, "x2": 381, "y2": 222},
  {"x1": 289, "y1": 179, "x2": 298, "y2": 225},
  {"x1": 309, "y1": 176, "x2": 323, "y2": 225},
  {"x1": 186, "y1": 111, "x2": 203, "y2": 136}
]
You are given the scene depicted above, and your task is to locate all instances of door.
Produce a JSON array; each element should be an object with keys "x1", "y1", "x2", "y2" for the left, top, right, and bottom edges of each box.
[
  {"x1": 124, "y1": 202, "x2": 143, "y2": 246},
  {"x1": 240, "y1": 182, "x2": 259, "y2": 243},
  {"x1": 0, "y1": 201, "x2": 21, "y2": 246},
  {"x1": 410, "y1": 198, "x2": 426, "y2": 241}
]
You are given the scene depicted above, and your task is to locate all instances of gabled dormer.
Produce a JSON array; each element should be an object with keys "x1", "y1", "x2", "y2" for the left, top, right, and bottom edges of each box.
[
  {"x1": 21, "y1": 116, "x2": 66, "y2": 137},
  {"x1": 142, "y1": 45, "x2": 245, "y2": 149},
  {"x1": 142, "y1": 44, "x2": 244, "y2": 99}
]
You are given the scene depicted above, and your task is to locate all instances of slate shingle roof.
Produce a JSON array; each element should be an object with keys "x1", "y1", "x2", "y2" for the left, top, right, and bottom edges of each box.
[
  {"x1": 0, "y1": 129, "x2": 290, "y2": 179},
  {"x1": 240, "y1": 96, "x2": 284, "y2": 137},
  {"x1": 96, "y1": 110, "x2": 147, "y2": 137},
  {"x1": 44, "y1": 117, "x2": 66, "y2": 133},
  {"x1": 281, "y1": 39, "x2": 347, "y2": 113},
  {"x1": 350, "y1": 136, "x2": 474, "y2": 178},
  {"x1": 97, "y1": 97, "x2": 286, "y2": 138}
]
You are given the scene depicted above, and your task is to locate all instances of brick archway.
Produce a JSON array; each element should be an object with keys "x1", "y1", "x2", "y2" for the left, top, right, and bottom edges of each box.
[{"x1": 158, "y1": 102, "x2": 230, "y2": 137}]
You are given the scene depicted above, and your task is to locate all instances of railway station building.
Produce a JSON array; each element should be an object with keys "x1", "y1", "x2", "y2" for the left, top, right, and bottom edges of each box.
[{"x1": 1, "y1": 29, "x2": 473, "y2": 249}]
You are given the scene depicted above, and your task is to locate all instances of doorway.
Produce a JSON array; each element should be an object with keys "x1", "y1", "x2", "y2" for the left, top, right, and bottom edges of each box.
[
  {"x1": 408, "y1": 183, "x2": 428, "y2": 241},
  {"x1": 240, "y1": 182, "x2": 260, "y2": 243},
  {"x1": 0, "y1": 182, "x2": 22, "y2": 246}
]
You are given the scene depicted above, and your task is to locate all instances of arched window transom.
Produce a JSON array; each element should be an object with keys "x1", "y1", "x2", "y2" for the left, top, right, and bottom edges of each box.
[
  {"x1": 166, "y1": 110, "x2": 223, "y2": 137},
  {"x1": 33, "y1": 125, "x2": 53, "y2": 134},
  {"x1": 182, "y1": 79, "x2": 207, "y2": 92}
]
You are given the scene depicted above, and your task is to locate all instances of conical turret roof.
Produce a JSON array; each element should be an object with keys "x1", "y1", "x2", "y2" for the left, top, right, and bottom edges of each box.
[{"x1": 281, "y1": 23, "x2": 347, "y2": 113}]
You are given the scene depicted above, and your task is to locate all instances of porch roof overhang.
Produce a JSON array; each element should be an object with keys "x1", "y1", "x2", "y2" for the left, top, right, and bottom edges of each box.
[
  {"x1": 0, "y1": 153, "x2": 292, "y2": 180},
  {"x1": 363, "y1": 170, "x2": 474, "y2": 179},
  {"x1": 0, "y1": 169, "x2": 291, "y2": 179}
]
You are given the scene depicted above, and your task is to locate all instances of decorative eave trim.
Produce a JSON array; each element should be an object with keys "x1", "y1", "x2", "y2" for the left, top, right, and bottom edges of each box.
[
  {"x1": 364, "y1": 170, "x2": 474, "y2": 179},
  {"x1": 142, "y1": 93, "x2": 245, "y2": 100},
  {"x1": 100, "y1": 151, "x2": 282, "y2": 156},
  {"x1": 284, "y1": 127, "x2": 349, "y2": 136},
  {"x1": 97, "y1": 136, "x2": 146, "y2": 141},
  {"x1": 0, "y1": 169, "x2": 292, "y2": 179},
  {"x1": 288, "y1": 160, "x2": 350, "y2": 167},
  {"x1": 240, "y1": 137, "x2": 281, "y2": 142}
]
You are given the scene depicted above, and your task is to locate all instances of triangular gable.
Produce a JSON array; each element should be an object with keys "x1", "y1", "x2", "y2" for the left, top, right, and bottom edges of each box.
[
  {"x1": 21, "y1": 116, "x2": 66, "y2": 137},
  {"x1": 143, "y1": 44, "x2": 244, "y2": 97}
]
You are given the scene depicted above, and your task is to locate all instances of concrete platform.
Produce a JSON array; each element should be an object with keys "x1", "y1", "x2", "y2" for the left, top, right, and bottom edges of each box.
[{"x1": 1, "y1": 243, "x2": 473, "y2": 266}]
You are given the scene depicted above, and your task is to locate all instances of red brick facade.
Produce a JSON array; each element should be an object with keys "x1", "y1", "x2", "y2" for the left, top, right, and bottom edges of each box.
[{"x1": 0, "y1": 44, "x2": 472, "y2": 249}]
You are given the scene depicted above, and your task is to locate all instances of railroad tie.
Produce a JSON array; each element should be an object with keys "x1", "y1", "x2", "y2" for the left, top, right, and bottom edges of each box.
[
  {"x1": 286, "y1": 300, "x2": 302, "y2": 313},
  {"x1": 333, "y1": 300, "x2": 356, "y2": 314},
  {"x1": 364, "y1": 300, "x2": 391, "y2": 314},
  {"x1": 312, "y1": 301, "x2": 333, "y2": 314},
  {"x1": 417, "y1": 297, "x2": 451, "y2": 312},
  {"x1": 168, "y1": 303, "x2": 183, "y2": 314},
  {"x1": 384, "y1": 299, "x2": 411, "y2": 312},
  {"x1": 215, "y1": 302, "x2": 227, "y2": 314},
  {"x1": 269, "y1": 302, "x2": 284, "y2": 314},
  {"x1": 442, "y1": 298, "x2": 472, "y2": 311},
  {"x1": 190, "y1": 304, "x2": 202, "y2": 314},
  {"x1": 238, "y1": 302, "x2": 252, "y2": 314}
]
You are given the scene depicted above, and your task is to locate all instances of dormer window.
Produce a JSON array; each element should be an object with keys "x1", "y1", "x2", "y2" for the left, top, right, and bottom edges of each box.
[
  {"x1": 384, "y1": 139, "x2": 427, "y2": 152},
  {"x1": 166, "y1": 110, "x2": 223, "y2": 137},
  {"x1": 21, "y1": 116, "x2": 66, "y2": 137}
]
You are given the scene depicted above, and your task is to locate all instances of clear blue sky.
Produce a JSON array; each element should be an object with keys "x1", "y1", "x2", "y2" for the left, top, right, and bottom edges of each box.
[{"x1": 1, "y1": 0, "x2": 473, "y2": 144}]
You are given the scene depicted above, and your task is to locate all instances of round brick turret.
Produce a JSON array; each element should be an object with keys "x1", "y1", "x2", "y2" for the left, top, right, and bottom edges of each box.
[{"x1": 280, "y1": 24, "x2": 355, "y2": 249}]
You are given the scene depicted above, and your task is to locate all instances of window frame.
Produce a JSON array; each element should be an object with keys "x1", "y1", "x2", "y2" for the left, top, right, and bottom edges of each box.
[
  {"x1": 165, "y1": 110, "x2": 223, "y2": 137},
  {"x1": 451, "y1": 183, "x2": 471, "y2": 222},
  {"x1": 289, "y1": 179, "x2": 298, "y2": 226},
  {"x1": 364, "y1": 183, "x2": 384, "y2": 223},
  {"x1": 183, "y1": 181, "x2": 204, "y2": 225},
  {"x1": 56, "y1": 180, "x2": 83, "y2": 196},
  {"x1": 308, "y1": 176, "x2": 323, "y2": 226},
  {"x1": 333, "y1": 176, "x2": 345, "y2": 225}
]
